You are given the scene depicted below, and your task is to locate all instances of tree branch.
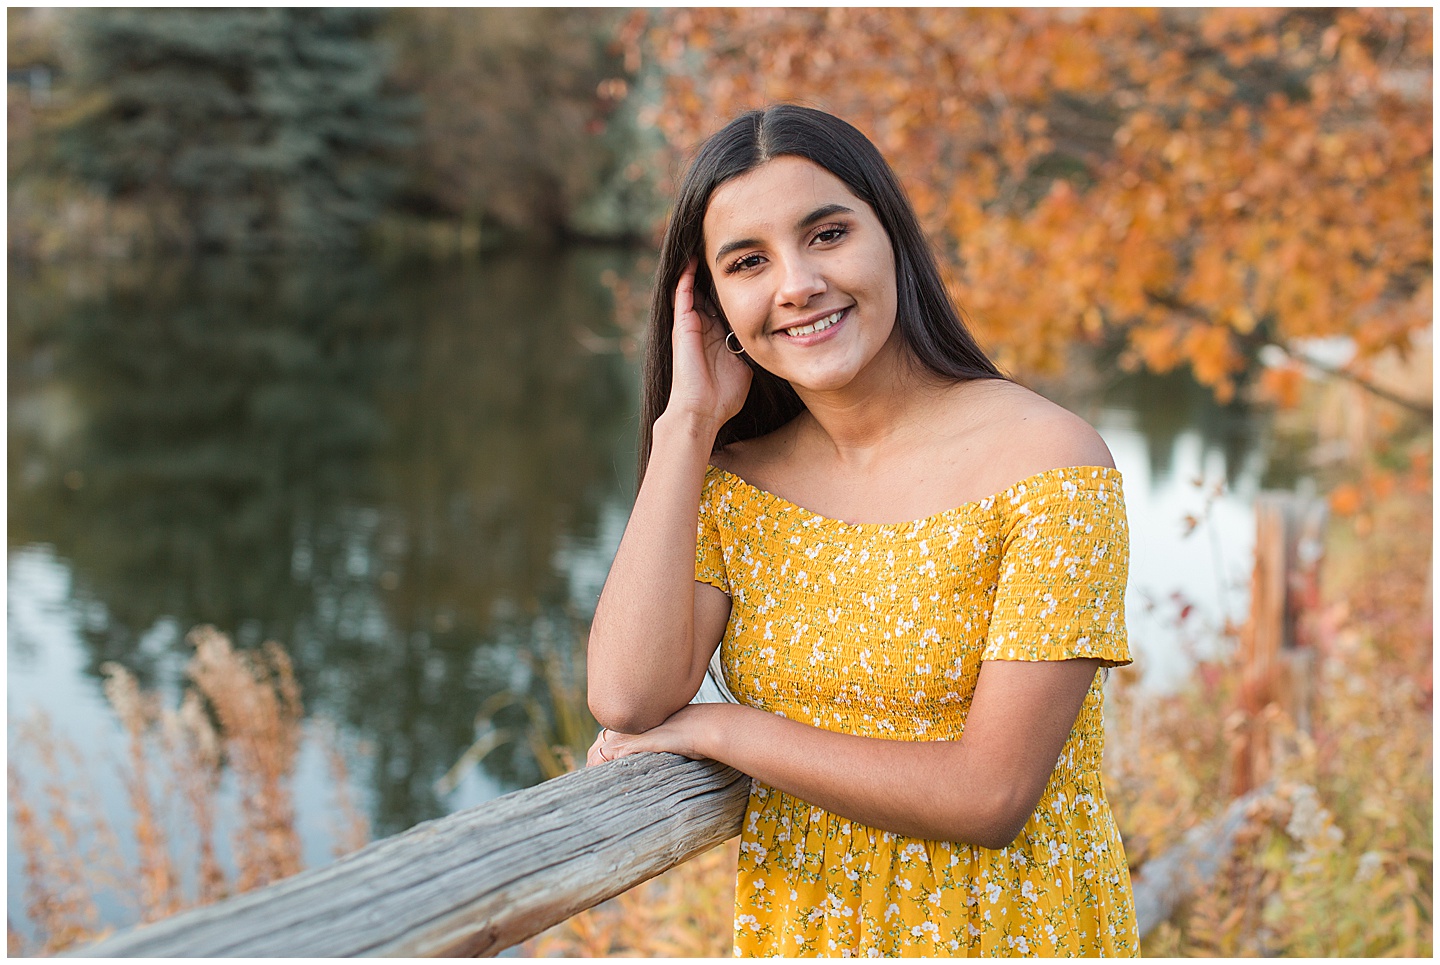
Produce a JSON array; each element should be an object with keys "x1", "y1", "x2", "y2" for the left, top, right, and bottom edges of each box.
[
  {"x1": 1268, "y1": 341, "x2": 1433, "y2": 421},
  {"x1": 1143, "y1": 288, "x2": 1432, "y2": 421}
]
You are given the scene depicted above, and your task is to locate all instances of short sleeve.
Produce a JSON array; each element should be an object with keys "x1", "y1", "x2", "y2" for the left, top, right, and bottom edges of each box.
[
  {"x1": 982, "y1": 468, "x2": 1132, "y2": 666},
  {"x1": 695, "y1": 466, "x2": 730, "y2": 595}
]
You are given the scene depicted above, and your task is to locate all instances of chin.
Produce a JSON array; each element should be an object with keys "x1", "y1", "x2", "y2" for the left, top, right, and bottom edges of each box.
[
  {"x1": 791, "y1": 354, "x2": 892, "y2": 394},
  {"x1": 783, "y1": 368, "x2": 862, "y2": 394}
]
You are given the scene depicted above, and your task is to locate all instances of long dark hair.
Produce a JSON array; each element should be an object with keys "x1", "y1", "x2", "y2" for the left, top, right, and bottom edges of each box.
[{"x1": 639, "y1": 105, "x2": 1005, "y2": 482}]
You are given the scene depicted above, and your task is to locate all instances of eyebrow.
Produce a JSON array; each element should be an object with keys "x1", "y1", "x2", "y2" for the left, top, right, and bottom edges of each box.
[{"x1": 712, "y1": 203, "x2": 857, "y2": 266}]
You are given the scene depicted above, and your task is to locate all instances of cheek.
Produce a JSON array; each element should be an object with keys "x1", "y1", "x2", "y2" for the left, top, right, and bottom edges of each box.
[
  {"x1": 854, "y1": 242, "x2": 898, "y2": 307},
  {"x1": 864, "y1": 264, "x2": 899, "y2": 320},
  {"x1": 718, "y1": 287, "x2": 763, "y2": 328}
]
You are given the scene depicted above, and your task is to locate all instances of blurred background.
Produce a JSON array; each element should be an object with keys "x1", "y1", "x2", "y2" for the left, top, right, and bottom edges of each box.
[{"x1": 7, "y1": 8, "x2": 1431, "y2": 956}]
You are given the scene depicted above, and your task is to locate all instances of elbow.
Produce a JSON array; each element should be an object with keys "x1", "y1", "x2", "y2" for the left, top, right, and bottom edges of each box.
[
  {"x1": 974, "y1": 816, "x2": 1030, "y2": 852},
  {"x1": 587, "y1": 654, "x2": 677, "y2": 733},
  {"x1": 585, "y1": 629, "x2": 695, "y2": 734},
  {"x1": 968, "y1": 785, "x2": 1042, "y2": 851},
  {"x1": 587, "y1": 692, "x2": 669, "y2": 735}
]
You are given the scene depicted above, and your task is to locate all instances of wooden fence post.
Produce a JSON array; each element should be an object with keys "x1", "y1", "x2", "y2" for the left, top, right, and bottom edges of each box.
[{"x1": 1229, "y1": 492, "x2": 1327, "y2": 796}]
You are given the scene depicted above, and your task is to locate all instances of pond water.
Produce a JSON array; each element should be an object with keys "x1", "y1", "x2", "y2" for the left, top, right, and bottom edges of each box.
[{"x1": 6, "y1": 251, "x2": 1307, "y2": 938}]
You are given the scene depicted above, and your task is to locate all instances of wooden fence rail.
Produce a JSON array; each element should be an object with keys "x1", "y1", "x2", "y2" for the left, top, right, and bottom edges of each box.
[
  {"x1": 76, "y1": 755, "x2": 749, "y2": 957},
  {"x1": 76, "y1": 748, "x2": 1259, "y2": 957}
]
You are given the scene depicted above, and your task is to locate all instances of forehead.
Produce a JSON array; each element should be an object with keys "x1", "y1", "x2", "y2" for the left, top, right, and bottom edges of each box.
[{"x1": 703, "y1": 156, "x2": 867, "y2": 245}]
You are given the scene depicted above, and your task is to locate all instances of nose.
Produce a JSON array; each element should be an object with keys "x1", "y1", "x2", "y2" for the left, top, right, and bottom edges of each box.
[{"x1": 774, "y1": 252, "x2": 826, "y2": 308}]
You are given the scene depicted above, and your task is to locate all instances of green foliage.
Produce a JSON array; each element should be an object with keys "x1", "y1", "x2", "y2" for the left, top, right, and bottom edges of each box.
[
  {"x1": 54, "y1": 8, "x2": 414, "y2": 252},
  {"x1": 12, "y1": 9, "x2": 662, "y2": 257}
]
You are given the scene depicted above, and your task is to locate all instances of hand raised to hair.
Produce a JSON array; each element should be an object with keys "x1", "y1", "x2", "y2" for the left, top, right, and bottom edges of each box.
[{"x1": 667, "y1": 258, "x2": 752, "y2": 429}]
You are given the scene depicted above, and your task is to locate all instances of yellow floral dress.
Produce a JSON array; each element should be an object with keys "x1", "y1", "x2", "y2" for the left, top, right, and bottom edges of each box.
[{"x1": 694, "y1": 464, "x2": 1138, "y2": 957}]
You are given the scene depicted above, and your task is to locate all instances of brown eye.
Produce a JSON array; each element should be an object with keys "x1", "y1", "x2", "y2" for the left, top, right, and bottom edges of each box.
[{"x1": 725, "y1": 253, "x2": 765, "y2": 274}]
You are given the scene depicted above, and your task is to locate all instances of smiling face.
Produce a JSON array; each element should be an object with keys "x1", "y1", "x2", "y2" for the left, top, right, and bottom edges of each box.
[{"x1": 702, "y1": 156, "x2": 902, "y2": 397}]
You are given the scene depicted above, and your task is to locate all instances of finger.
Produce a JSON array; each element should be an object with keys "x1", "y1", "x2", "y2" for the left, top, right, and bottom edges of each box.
[
  {"x1": 609, "y1": 734, "x2": 653, "y2": 760},
  {"x1": 674, "y1": 257, "x2": 698, "y2": 322},
  {"x1": 585, "y1": 728, "x2": 606, "y2": 767},
  {"x1": 698, "y1": 297, "x2": 723, "y2": 325}
]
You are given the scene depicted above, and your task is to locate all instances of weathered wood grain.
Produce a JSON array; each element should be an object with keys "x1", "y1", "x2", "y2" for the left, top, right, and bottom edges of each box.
[
  {"x1": 1131, "y1": 788, "x2": 1267, "y2": 938},
  {"x1": 74, "y1": 753, "x2": 750, "y2": 958}
]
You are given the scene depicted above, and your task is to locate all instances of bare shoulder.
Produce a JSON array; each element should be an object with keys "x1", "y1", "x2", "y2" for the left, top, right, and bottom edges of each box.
[
  {"x1": 951, "y1": 380, "x2": 1115, "y2": 486},
  {"x1": 709, "y1": 415, "x2": 805, "y2": 487}
]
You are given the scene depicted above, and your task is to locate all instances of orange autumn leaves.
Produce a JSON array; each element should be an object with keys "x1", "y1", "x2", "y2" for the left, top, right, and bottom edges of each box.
[{"x1": 633, "y1": 8, "x2": 1431, "y2": 404}]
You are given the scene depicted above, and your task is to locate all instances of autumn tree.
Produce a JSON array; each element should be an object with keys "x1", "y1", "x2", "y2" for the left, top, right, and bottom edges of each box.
[
  {"x1": 382, "y1": 8, "x2": 664, "y2": 243},
  {"x1": 632, "y1": 8, "x2": 1431, "y2": 410}
]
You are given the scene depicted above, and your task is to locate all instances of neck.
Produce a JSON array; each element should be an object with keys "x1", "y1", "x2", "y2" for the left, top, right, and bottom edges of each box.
[{"x1": 791, "y1": 347, "x2": 944, "y2": 467}]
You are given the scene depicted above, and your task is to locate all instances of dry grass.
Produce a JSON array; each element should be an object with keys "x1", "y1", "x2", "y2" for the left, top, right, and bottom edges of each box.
[
  {"x1": 185, "y1": 630, "x2": 305, "y2": 891},
  {"x1": 8, "y1": 714, "x2": 114, "y2": 955},
  {"x1": 7, "y1": 628, "x2": 369, "y2": 956},
  {"x1": 1115, "y1": 388, "x2": 1432, "y2": 956},
  {"x1": 1134, "y1": 479, "x2": 1432, "y2": 955}
]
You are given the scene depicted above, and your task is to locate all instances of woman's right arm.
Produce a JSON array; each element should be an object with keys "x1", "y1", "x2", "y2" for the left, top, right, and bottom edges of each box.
[
  {"x1": 586, "y1": 260, "x2": 752, "y2": 734},
  {"x1": 587, "y1": 413, "x2": 729, "y2": 732}
]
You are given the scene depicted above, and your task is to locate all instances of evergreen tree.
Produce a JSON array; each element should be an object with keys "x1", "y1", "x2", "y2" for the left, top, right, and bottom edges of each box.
[{"x1": 57, "y1": 8, "x2": 413, "y2": 252}]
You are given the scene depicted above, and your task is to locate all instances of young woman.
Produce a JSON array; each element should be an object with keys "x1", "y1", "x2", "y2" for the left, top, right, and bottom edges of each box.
[{"x1": 586, "y1": 105, "x2": 1138, "y2": 957}]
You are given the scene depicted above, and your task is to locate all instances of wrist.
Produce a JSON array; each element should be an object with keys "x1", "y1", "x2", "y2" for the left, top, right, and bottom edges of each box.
[
  {"x1": 654, "y1": 407, "x2": 726, "y2": 448},
  {"x1": 694, "y1": 702, "x2": 749, "y2": 762}
]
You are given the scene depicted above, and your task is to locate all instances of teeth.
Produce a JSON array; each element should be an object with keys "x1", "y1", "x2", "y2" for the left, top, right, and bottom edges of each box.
[{"x1": 784, "y1": 310, "x2": 843, "y2": 338}]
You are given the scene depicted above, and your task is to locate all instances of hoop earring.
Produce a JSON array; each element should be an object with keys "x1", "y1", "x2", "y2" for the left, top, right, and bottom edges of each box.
[{"x1": 724, "y1": 331, "x2": 745, "y2": 356}]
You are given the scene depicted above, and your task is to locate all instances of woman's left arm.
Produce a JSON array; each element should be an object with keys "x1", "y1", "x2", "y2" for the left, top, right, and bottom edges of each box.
[{"x1": 592, "y1": 657, "x2": 1100, "y2": 851}]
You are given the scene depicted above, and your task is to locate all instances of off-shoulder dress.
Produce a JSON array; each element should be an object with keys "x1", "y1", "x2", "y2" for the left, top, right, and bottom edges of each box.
[{"x1": 694, "y1": 464, "x2": 1139, "y2": 957}]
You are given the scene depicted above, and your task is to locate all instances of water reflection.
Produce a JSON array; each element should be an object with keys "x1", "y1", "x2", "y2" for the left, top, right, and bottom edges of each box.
[
  {"x1": 8, "y1": 251, "x2": 640, "y2": 834},
  {"x1": 8, "y1": 253, "x2": 1303, "y2": 844},
  {"x1": 1031, "y1": 350, "x2": 1273, "y2": 495}
]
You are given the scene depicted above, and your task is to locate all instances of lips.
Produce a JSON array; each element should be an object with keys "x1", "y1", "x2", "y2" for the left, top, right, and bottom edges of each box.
[{"x1": 779, "y1": 308, "x2": 846, "y2": 338}]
